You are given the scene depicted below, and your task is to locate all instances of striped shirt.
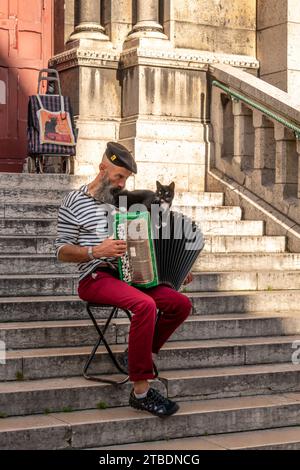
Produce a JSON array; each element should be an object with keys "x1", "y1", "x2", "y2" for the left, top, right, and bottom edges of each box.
[{"x1": 55, "y1": 184, "x2": 119, "y2": 282}]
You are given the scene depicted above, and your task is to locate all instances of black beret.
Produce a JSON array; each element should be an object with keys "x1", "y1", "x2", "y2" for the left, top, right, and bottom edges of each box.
[{"x1": 106, "y1": 142, "x2": 137, "y2": 174}]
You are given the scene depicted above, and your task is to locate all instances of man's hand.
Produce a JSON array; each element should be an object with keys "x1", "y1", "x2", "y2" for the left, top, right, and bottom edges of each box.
[
  {"x1": 92, "y1": 238, "x2": 127, "y2": 258},
  {"x1": 183, "y1": 272, "x2": 193, "y2": 285}
]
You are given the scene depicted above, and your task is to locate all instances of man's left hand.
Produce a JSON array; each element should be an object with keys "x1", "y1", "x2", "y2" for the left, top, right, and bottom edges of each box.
[{"x1": 183, "y1": 272, "x2": 193, "y2": 285}]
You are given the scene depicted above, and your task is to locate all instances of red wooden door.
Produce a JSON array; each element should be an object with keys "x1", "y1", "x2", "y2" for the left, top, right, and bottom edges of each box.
[{"x1": 0, "y1": 0, "x2": 53, "y2": 172}]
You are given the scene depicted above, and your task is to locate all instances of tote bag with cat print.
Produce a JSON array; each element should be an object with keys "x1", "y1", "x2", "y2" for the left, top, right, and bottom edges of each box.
[{"x1": 36, "y1": 94, "x2": 75, "y2": 146}]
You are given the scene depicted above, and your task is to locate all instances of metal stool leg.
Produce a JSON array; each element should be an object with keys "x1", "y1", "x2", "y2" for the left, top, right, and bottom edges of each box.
[
  {"x1": 83, "y1": 304, "x2": 130, "y2": 385},
  {"x1": 83, "y1": 303, "x2": 162, "y2": 386}
]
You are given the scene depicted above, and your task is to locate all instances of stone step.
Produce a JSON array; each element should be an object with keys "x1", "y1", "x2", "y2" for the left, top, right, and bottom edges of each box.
[
  {"x1": 0, "y1": 188, "x2": 224, "y2": 207},
  {"x1": 1, "y1": 363, "x2": 300, "y2": 418},
  {"x1": 95, "y1": 426, "x2": 300, "y2": 450},
  {"x1": 0, "y1": 189, "x2": 68, "y2": 204},
  {"x1": 0, "y1": 173, "x2": 89, "y2": 189},
  {"x1": 2, "y1": 335, "x2": 300, "y2": 381},
  {"x1": 1, "y1": 203, "x2": 59, "y2": 219},
  {"x1": 195, "y1": 253, "x2": 300, "y2": 271},
  {"x1": 201, "y1": 220, "x2": 264, "y2": 236},
  {"x1": 0, "y1": 203, "x2": 242, "y2": 221},
  {"x1": 0, "y1": 218, "x2": 265, "y2": 236},
  {"x1": 2, "y1": 270, "x2": 300, "y2": 297},
  {"x1": 186, "y1": 271, "x2": 300, "y2": 292},
  {"x1": 1, "y1": 313, "x2": 298, "y2": 350},
  {"x1": 0, "y1": 219, "x2": 58, "y2": 236},
  {"x1": 1, "y1": 392, "x2": 300, "y2": 449},
  {"x1": 0, "y1": 274, "x2": 78, "y2": 297},
  {"x1": 190, "y1": 290, "x2": 300, "y2": 315},
  {"x1": 0, "y1": 235, "x2": 286, "y2": 255},
  {"x1": 203, "y1": 236, "x2": 286, "y2": 253},
  {"x1": 172, "y1": 205, "x2": 242, "y2": 221},
  {"x1": 1, "y1": 291, "x2": 300, "y2": 322},
  {"x1": 0, "y1": 255, "x2": 77, "y2": 274},
  {"x1": 173, "y1": 192, "x2": 224, "y2": 206},
  {"x1": 1, "y1": 253, "x2": 300, "y2": 275}
]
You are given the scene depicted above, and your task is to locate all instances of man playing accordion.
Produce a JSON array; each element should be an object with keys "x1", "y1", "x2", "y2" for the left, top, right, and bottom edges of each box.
[{"x1": 55, "y1": 141, "x2": 193, "y2": 418}]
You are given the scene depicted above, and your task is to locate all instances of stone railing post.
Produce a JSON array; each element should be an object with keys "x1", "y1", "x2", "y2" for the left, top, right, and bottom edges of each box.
[
  {"x1": 252, "y1": 110, "x2": 275, "y2": 186},
  {"x1": 297, "y1": 140, "x2": 300, "y2": 199},
  {"x1": 274, "y1": 123, "x2": 298, "y2": 198},
  {"x1": 232, "y1": 100, "x2": 255, "y2": 172}
]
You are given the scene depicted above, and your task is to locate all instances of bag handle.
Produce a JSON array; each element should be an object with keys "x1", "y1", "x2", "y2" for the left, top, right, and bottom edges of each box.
[
  {"x1": 36, "y1": 69, "x2": 66, "y2": 118},
  {"x1": 37, "y1": 69, "x2": 62, "y2": 95}
]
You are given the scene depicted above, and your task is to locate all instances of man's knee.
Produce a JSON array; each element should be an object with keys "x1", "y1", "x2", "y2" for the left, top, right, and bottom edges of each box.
[
  {"x1": 134, "y1": 295, "x2": 157, "y2": 315},
  {"x1": 177, "y1": 294, "x2": 193, "y2": 317}
]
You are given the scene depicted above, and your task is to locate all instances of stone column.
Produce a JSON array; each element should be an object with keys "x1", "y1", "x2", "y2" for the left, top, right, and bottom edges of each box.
[
  {"x1": 128, "y1": 0, "x2": 165, "y2": 38},
  {"x1": 68, "y1": 0, "x2": 109, "y2": 42},
  {"x1": 103, "y1": 0, "x2": 133, "y2": 47},
  {"x1": 274, "y1": 123, "x2": 298, "y2": 198}
]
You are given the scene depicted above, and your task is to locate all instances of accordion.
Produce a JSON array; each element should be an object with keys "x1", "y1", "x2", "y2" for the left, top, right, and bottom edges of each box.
[{"x1": 113, "y1": 210, "x2": 204, "y2": 291}]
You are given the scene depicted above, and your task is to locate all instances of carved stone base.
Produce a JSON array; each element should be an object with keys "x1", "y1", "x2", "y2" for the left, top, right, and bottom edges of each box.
[
  {"x1": 126, "y1": 20, "x2": 168, "y2": 42},
  {"x1": 67, "y1": 23, "x2": 110, "y2": 43}
]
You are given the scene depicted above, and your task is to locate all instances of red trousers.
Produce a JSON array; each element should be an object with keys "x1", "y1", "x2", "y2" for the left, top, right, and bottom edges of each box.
[{"x1": 78, "y1": 271, "x2": 192, "y2": 382}]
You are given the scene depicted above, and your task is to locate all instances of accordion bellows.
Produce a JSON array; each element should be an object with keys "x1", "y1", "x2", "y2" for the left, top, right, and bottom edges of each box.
[{"x1": 114, "y1": 210, "x2": 204, "y2": 291}]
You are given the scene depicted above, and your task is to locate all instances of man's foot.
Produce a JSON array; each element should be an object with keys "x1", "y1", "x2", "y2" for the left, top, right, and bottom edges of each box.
[{"x1": 129, "y1": 387, "x2": 179, "y2": 418}]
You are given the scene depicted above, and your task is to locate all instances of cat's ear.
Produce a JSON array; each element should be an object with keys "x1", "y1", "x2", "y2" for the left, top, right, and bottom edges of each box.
[
  {"x1": 170, "y1": 181, "x2": 175, "y2": 191},
  {"x1": 156, "y1": 180, "x2": 162, "y2": 189}
]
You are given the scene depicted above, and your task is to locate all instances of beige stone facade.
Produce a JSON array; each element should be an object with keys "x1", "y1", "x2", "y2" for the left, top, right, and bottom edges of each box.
[
  {"x1": 50, "y1": 0, "x2": 299, "y2": 199},
  {"x1": 257, "y1": 0, "x2": 300, "y2": 96},
  {"x1": 50, "y1": 0, "x2": 260, "y2": 187}
]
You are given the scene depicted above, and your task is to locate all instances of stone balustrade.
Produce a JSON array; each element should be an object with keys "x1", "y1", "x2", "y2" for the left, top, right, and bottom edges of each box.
[{"x1": 209, "y1": 63, "x2": 300, "y2": 226}]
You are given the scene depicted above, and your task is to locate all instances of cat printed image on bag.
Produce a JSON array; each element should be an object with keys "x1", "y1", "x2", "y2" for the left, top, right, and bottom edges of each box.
[
  {"x1": 36, "y1": 94, "x2": 75, "y2": 147},
  {"x1": 37, "y1": 109, "x2": 75, "y2": 146}
]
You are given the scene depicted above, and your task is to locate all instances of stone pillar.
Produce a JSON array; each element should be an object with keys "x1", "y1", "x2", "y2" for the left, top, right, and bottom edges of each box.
[
  {"x1": 124, "y1": 0, "x2": 168, "y2": 48},
  {"x1": 68, "y1": 0, "x2": 109, "y2": 42},
  {"x1": 128, "y1": 0, "x2": 166, "y2": 38},
  {"x1": 119, "y1": 50, "x2": 210, "y2": 193},
  {"x1": 252, "y1": 110, "x2": 275, "y2": 186},
  {"x1": 274, "y1": 123, "x2": 298, "y2": 198},
  {"x1": 103, "y1": 0, "x2": 133, "y2": 47},
  {"x1": 257, "y1": 0, "x2": 300, "y2": 103}
]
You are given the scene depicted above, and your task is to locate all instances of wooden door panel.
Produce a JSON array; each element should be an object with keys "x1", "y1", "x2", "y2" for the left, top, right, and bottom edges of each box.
[
  {"x1": 0, "y1": 0, "x2": 53, "y2": 172},
  {"x1": 18, "y1": 0, "x2": 43, "y2": 23},
  {"x1": 18, "y1": 31, "x2": 42, "y2": 60},
  {"x1": 0, "y1": 67, "x2": 8, "y2": 139}
]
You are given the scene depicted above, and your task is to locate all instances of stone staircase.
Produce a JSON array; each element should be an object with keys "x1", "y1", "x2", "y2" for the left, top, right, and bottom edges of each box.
[{"x1": 1, "y1": 174, "x2": 300, "y2": 449}]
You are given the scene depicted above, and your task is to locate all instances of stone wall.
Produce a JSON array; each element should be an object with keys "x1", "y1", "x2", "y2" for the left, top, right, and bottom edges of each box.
[
  {"x1": 257, "y1": 0, "x2": 300, "y2": 98},
  {"x1": 170, "y1": 0, "x2": 256, "y2": 55}
]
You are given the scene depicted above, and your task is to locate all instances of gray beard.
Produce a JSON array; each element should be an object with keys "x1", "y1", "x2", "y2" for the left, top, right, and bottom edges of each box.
[{"x1": 93, "y1": 176, "x2": 119, "y2": 205}]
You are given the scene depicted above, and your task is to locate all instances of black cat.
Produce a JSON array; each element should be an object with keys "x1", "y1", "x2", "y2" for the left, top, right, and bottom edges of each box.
[
  {"x1": 45, "y1": 117, "x2": 57, "y2": 137},
  {"x1": 112, "y1": 181, "x2": 175, "y2": 212}
]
